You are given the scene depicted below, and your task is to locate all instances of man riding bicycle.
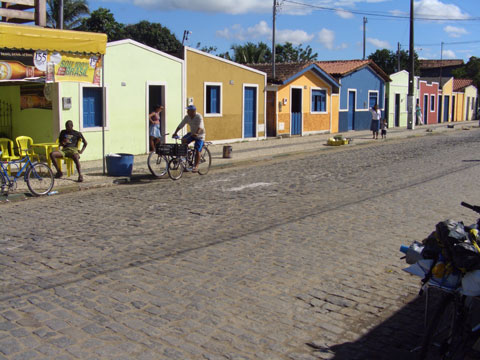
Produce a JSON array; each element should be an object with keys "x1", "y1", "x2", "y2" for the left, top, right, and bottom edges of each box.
[{"x1": 172, "y1": 105, "x2": 206, "y2": 172}]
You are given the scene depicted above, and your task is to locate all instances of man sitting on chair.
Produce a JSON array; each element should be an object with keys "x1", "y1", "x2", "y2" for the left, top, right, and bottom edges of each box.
[{"x1": 50, "y1": 120, "x2": 87, "y2": 182}]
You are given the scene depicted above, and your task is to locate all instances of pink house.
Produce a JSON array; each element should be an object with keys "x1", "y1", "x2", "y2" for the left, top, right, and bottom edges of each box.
[{"x1": 418, "y1": 78, "x2": 439, "y2": 124}]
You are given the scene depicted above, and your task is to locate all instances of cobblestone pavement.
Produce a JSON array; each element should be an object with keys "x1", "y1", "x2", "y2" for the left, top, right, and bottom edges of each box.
[{"x1": 1, "y1": 129, "x2": 480, "y2": 359}]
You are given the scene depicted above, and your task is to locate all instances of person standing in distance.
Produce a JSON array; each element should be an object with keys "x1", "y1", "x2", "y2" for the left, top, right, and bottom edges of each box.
[{"x1": 172, "y1": 105, "x2": 205, "y2": 172}]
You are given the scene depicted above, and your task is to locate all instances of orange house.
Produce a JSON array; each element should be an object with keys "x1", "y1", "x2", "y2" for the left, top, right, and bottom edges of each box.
[{"x1": 250, "y1": 63, "x2": 340, "y2": 137}]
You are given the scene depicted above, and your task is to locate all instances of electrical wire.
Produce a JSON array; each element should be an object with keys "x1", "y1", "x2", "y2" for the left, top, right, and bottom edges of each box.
[{"x1": 282, "y1": 0, "x2": 480, "y2": 22}]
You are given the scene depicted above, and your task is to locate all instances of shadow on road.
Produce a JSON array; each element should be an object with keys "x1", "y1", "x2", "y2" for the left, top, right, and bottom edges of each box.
[{"x1": 312, "y1": 295, "x2": 426, "y2": 360}]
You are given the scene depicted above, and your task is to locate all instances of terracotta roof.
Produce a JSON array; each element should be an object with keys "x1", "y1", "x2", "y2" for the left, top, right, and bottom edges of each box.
[
  {"x1": 453, "y1": 78, "x2": 474, "y2": 92},
  {"x1": 315, "y1": 59, "x2": 390, "y2": 82},
  {"x1": 248, "y1": 62, "x2": 312, "y2": 83},
  {"x1": 419, "y1": 59, "x2": 464, "y2": 69}
]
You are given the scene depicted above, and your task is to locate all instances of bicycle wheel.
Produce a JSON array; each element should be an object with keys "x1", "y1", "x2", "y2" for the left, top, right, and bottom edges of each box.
[
  {"x1": 419, "y1": 292, "x2": 456, "y2": 360},
  {"x1": 26, "y1": 162, "x2": 54, "y2": 196},
  {"x1": 167, "y1": 157, "x2": 184, "y2": 180},
  {"x1": 0, "y1": 172, "x2": 7, "y2": 195},
  {"x1": 147, "y1": 152, "x2": 168, "y2": 178},
  {"x1": 197, "y1": 147, "x2": 211, "y2": 175}
]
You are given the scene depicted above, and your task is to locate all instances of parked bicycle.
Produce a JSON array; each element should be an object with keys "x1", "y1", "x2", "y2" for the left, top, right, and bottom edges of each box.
[
  {"x1": 0, "y1": 150, "x2": 54, "y2": 197},
  {"x1": 147, "y1": 133, "x2": 170, "y2": 178},
  {"x1": 166, "y1": 135, "x2": 211, "y2": 180},
  {"x1": 400, "y1": 201, "x2": 480, "y2": 360}
]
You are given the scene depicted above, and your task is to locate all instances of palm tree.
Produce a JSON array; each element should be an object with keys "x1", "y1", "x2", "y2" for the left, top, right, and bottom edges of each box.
[{"x1": 47, "y1": 0, "x2": 89, "y2": 29}]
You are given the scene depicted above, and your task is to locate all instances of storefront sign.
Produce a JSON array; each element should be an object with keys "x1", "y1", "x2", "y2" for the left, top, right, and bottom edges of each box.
[
  {"x1": 0, "y1": 49, "x2": 101, "y2": 84},
  {"x1": 52, "y1": 53, "x2": 100, "y2": 84}
]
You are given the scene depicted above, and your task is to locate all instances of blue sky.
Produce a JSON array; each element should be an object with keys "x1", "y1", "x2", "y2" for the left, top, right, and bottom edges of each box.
[{"x1": 88, "y1": 0, "x2": 479, "y2": 61}]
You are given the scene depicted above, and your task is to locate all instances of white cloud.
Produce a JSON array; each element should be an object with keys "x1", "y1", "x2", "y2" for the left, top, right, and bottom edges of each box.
[
  {"x1": 216, "y1": 21, "x2": 313, "y2": 45},
  {"x1": 444, "y1": 25, "x2": 468, "y2": 38},
  {"x1": 133, "y1": 0, "x2": 271, "y2": 15},
  {"x1": 335, "y1": 8, "x2": 354, "y2": 19},
  {"x1": 442, "y1": 49, "x2": 456, "y2": 59},
  {"x1": 414, "y1": 0, "x2": 470, "y2": 20},
  {"x1": 318, "y1": 28, "x2": 335, "y2": 50},
  {"x1": 367, "y1": 37, "x2": 390, "y2": 49}
]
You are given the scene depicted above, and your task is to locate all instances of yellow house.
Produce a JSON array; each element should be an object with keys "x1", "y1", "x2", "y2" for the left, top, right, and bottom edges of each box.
[
  {"x1": 433, "y1": 77, "x2": 454, "y2": 123},
  {"x1": 172, "y1": 47, "x2": 266, "y2": 142},
  {"x1": 250, "y1": 63, "x2": 340, "y2": 136},
  {"x1": 451, "y1": 79, "x2": 479, "y2": 122}
]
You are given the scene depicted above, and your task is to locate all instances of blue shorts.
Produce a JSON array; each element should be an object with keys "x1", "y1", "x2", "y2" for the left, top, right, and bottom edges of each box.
[{"x1": 182, "y1": 133, "x2": 204, "y2": 151}]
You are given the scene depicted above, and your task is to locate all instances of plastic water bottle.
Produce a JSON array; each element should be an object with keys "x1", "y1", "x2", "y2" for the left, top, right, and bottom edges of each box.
[
  {"x1": 47, "y1": 190, "x2": 58, "y2": 196},
  {"x1": 400, "y1": 242, "x2": 424, "y2": 264}
]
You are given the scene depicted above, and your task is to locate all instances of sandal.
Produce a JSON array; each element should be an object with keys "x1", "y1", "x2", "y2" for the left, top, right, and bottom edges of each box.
[
  {"x1": 55, "y1": 171, "x2": 63, "y2": 179},
  {"x1": 77, "y1": 175, "x2": 84, "y2": 183}
]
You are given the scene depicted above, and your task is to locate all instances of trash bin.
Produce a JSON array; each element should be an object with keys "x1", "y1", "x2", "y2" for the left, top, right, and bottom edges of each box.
[
  {"x1": 106, "y1": 153, "x2": 134, "y2": 176},
  {"x1": 223, "y1": 145, "x2": 232, "y2": 158}
]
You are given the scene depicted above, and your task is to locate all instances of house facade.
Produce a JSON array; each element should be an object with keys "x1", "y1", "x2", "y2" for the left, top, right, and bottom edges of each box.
[
  {"x1": 173, "y1": 47, "x2": 266, "y2": 142},
  {"x1": 316, "y1": 60, "x2": 390, "y2": 132},
  {"x1": 58, "y1": 39, "x2": 184, "y2": 160},
  {"x1": 386, "y1": 70, "x2": 420, "y2": 128},
  {"x1": 418, "y1": 78, "x2": 439, "y2": 125},
  {"x1": 250, "y1": 62, "x2": 340, "y2": 136}
]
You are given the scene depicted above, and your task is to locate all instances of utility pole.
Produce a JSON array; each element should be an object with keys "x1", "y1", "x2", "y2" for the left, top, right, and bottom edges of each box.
[
  {"x1": 58, "y1": 0, "x2": 64, "y2": 29},
  {"x1": 407, "y1": 0, "x2": 415, "y2": 129},
  {"x1": 272, "y1": 0, "x2": 277, "y2": 80},
  {"x1": 397, "y1": 42, "x2": 401, "y2": 72},
  {"x1": 439, "y1": 41, "x2": 444, "y2": 86},
  {"x1": 363, "y1": 17, "x2": 368, "y2": 60}
]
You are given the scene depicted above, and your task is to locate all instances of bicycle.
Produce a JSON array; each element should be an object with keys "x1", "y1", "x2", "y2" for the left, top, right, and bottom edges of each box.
[
  {"x1": 147, "y1": 133, "x2": 171, "y2": 178},
  {"x1": 400, "y1": 201, "x2": 480, "y2": 360},
  {"x1": 0, "y1": 150, "x2": 54, "y2": 197},
  {"x1": 167, "y1": 135, "x2": 212, "y2": 180}
]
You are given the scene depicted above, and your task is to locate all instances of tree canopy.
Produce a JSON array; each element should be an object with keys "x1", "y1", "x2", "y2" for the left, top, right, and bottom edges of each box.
[
  {"x1": 452, "y1": 56, "x2": 480, "y2": 91},
  {"x1": 77, "y1": 8, "x2": 124, "y2": 41},
  {"x1": 368, "y1": 48, "x2": 420, "y2": 75},
  {"x1": 47, "y1": 0, "x2": 89, "y2": 29},
  {"x1": 218, "y1": 42, "x2": 318, "y2": 64}
]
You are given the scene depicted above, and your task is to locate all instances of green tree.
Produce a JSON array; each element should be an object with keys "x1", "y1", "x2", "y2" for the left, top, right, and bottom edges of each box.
[
  {"x1": 229, "y1": 42, "x2": 270, "y2": 64},
  {"x1": 274, "y1": 42, "x2": 317, "y2": 63},
  {"x1": 77, "y1": 8, "x2": 124, "y2": 41},
  {"x1": 368, "y1": 48, "x2": 420, "y2": 75},
  {"x1": 47, "y1": 0, "x2": 89, "y2": 29},
  {"x1": 123, "y1": 21, "x2": 181, "y2": 52},
  {"x1": 195, "y1": 42, "x2": 217, "y2": 54},
  {"x1": 452, "y1": 56, "x2": 480, "y2": 90}
]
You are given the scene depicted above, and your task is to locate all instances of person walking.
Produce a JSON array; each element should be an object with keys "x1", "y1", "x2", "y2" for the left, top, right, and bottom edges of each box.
[
  {"x1": 416, "y1": 104, "x2": 424, "y2": 125},
  {"x1": 380, "y1": 118, "x2": 387, "y2": 139},
  {"x1": 370, "y1": 104, "x2": 381, "y2": 139}
]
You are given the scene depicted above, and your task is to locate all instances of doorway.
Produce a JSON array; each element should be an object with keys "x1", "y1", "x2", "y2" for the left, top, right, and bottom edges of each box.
[
  {"x1": 423, "y1": 95, "x2": 428, "y2": 125},
  {"x1": 444, "y1": 95, "x2": 450, "y2": 123},
  {"x1": 347, "y1": 91, "x2": 356, "y2": 131},
  {"x1": 148, "y1": 84, "x2": 166, "y2": 147},
  {"x1": 394, "y1": 94, "x2": 400, "y2": 127},
  {"x1": 243, "y1": 86, "x2": 257, "y2": 138},
  {"x1": 266, "y1": 91, "x2": 276, "y2": 137},
  {"x1": 291, "y1": 87, "x2": 302, "y2": 135},
  {"x1": 451, "y1": 95, "x2": 456, "y2": 122}
]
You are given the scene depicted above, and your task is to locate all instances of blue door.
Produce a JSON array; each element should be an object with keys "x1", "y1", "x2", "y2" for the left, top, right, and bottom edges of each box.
[
  {"x1": 423, "y1": 95, "x2": 429, "y2": 125},
  {"x1": 83, "y1": 87, "x2": 102, "y2": 128},
  {"x1": 444, "y1": 96, "x2": 450, "y2": 122},
  {"x1": 347, "y1": 91, "x2": 355, "y2": 131},
  {"x1": 291, "y1": 88, "x2": 302, "y2": 135},
  {"x1": 244, "y1": 87, "x2": 256, "y2": 138}
]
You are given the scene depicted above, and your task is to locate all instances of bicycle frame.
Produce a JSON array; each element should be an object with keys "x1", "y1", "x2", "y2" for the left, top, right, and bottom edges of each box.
[{"x1": 1, "y1": 155, "x2": 34, "y2": 185}]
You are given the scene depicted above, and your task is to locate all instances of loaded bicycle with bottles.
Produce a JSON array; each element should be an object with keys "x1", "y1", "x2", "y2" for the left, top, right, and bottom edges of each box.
[{"x1": 400, "y1": 202, "x2": 480, "y2": 359}]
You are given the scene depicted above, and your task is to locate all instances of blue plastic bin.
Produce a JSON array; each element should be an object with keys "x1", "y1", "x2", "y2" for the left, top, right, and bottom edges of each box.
[{"x1": 106, "y1": 153, "x2": 134, "y2": 177}]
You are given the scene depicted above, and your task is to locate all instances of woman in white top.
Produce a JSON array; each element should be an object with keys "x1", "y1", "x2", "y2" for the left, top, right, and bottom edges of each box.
[{"x1": 370, "y1": 104, "x2": 381, "y2": 140}]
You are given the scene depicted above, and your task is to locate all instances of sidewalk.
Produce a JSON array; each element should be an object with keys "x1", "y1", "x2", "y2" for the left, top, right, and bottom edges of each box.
[{"x1": 3, "y1": 120, "x2": 478, "y2": 201}]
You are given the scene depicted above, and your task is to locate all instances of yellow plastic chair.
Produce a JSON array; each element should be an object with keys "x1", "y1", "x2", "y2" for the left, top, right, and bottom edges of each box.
[
  {"x1": 15, "y1": 136, "x2": 40, "y2": 162},
  {"x1": 0, "y1": 138, "x2": 21, "y2": 175},
  {"x1": 56, "y1": 138, "x2": 82, "y2": 176}
]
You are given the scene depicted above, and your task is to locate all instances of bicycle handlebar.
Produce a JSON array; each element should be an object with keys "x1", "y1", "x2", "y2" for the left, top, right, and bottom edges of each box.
[{"x1": 461, "y1": 201, "x2": 480, "y2": 214}]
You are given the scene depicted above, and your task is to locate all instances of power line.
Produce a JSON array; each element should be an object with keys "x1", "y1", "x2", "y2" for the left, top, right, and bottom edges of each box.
[
  {"x1": 402, "y1": 40, "x2": 480, "y2": 47},
  {"x1": 283, "y1": 0, "x2": 480, "y2": 22}
]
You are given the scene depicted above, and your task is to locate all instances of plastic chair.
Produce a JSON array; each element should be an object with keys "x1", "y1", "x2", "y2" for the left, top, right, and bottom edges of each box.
[
  {"x1": 56, "y1": 138, "x2": 82, "y2": 176},
  {"x1": 15, "y1": 136, "x2": 40, "y2": 162},
  {"x1": 0, "y1": 138, "x2": 21, "y2": 175}
]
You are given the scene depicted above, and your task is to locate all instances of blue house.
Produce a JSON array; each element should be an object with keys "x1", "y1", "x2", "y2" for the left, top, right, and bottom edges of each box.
[{"x1": 317, "y1": 60, "x2": 390, "y2": 132}]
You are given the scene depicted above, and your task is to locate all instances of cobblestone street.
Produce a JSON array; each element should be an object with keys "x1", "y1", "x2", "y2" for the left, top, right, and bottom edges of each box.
[{"x1": 1, "y1": 129, "x2": 480, "y2": 359}]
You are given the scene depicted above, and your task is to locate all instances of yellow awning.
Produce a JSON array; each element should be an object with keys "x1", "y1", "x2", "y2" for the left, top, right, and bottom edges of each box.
[{"x1": 0, "y1": 23, "x2": 107, "y2": 55}]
